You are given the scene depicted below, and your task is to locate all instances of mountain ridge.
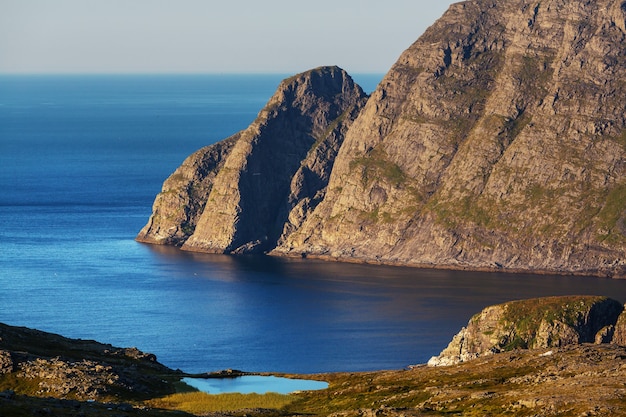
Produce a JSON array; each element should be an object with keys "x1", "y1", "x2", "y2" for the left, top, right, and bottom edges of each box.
[{"x1": 138, "y1": 0, "x2": 626, "y2": 277}]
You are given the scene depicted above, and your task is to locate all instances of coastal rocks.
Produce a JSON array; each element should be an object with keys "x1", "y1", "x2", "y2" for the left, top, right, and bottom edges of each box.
[
  {"x1": 285, "y1": 343, "x2": 626, "y2": 416},
  {"x1": 277, "y1": 0, "x2": 626, "y2": 277},
  {"x1": 428, "y1": 296, "x2": 625, "y2": 366},
  {"x1": 17, "y1": 357, "x2": 119, "y2": 398},
  {"x1": 612, "y1": 309, "x2": 626, "y2": 344},
  {"x1": 136, "y1": 136, "x2": 238, "y2": 246},
  {"x1": 0, "y1": 350, "x2": 13, "y2": 374}
]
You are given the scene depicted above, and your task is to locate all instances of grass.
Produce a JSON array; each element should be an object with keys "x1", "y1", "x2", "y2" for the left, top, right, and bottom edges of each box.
[
  {"x1": 147, "y1": 391, "x2": 295, "y2": 414},
  {"x1": 596, "y1": 182, "x2": 626, "y2": 244},
  {"x1": 497, "y1": 296, "x2": 609, "y2": 349},
  {"x1": 350, "y1": 147, "x2": 407, "y2": 188}
]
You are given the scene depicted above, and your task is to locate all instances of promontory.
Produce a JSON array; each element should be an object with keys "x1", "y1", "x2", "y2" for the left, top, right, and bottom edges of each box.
[{"x1": 137, "y1": 0, "x2": 626, "y2": 277}]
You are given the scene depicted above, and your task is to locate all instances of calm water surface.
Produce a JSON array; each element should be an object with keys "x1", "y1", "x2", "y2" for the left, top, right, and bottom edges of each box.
[
  {"x1": 1, "y1": 75, "x2": 626, "y2": 374},
  {"x1": 183, "y1": 376, "x2": 328, "y2": 395}
]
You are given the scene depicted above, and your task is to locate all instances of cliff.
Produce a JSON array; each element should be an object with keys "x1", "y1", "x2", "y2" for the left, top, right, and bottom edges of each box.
[
  {"x1": 139, "y1": 0, "x2": 626, "y2": 277},
  {"x1": 276, "y1": 0, "x2": 626, "y2": 276},
  {"x1": 428, "y1": 295, "x2": 626, "y2": 366},
  {"x1": 137, "y1": 66, "x2": 368, "y2": 253}
]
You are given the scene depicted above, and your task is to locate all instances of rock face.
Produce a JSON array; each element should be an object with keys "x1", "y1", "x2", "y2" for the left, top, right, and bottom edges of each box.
[
  {"x1": 276, "y1": 0, "x2": 626, "y2": 276},
  {"x1": 428, "y1": 295, "x2": 625, "y2": 366},
  {"x1": 136, "y1": 136, "x2": 238, "y2": 246},
  {"x1": 138, "y1": 66, "x2": 368, "y2": 253},
  {"x1": 139, "y1": 0, "x2": 626, "y2": 277}
]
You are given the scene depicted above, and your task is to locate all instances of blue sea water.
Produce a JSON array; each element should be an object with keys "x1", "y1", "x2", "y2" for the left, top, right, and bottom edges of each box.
[{"x1": 2, "y1": 74, "x2": 626, "y2": 374}]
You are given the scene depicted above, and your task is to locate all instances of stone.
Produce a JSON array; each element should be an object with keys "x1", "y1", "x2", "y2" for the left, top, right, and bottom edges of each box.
[
  {"x1": 611, "y1": 307, "x2": 626, "y2": 345},
  {"x1": 428, "y1": 296, "x2": 624, "y2": 366},
  {"x1": 138, "y1": 66, "x2": 368, "y2": 254},
  {"x1": 0, "y1": 350, "x2": 13, "y2": 374}
]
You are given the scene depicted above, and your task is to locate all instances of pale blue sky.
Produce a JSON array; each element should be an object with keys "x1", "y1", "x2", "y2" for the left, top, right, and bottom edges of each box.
[{"x1": 0, "y1": 0, "x2": 457, "y2": 74}]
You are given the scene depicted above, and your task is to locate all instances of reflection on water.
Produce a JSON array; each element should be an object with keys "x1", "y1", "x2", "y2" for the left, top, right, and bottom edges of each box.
[
  {"x1": 182, "y1": 376, "x2": 328, "y2": 394},
  {"x1": 140, "y1": 245, "x2": 626, "y2": 373},
  {"x1": 4, "y1": 238, "x2": 626, "y2": 374}
]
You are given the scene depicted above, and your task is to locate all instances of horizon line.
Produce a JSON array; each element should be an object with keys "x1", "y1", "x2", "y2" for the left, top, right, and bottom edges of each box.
[{"x1": 0, "y1": 70, "x2": 387, "y2": 76}]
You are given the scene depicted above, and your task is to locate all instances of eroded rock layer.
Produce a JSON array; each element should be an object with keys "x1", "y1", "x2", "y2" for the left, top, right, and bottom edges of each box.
[{"x1": 138, "y1": 66, "x2": 367, "y2": 254}]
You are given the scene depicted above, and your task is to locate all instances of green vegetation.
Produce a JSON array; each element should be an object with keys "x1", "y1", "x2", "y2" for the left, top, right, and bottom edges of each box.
[
  {"x1": 180, "y1": 222, "x2": 195, "y2": 237},
  {"x1": 350, "y1": 147, "x2": 406, "y2": 188},
  {"x1": 426, "y1": 193, "x2": 501, "y2": 233},
  {"x1": 499, "y1": 296, "x2": 607, "y2": 349},
  {"x1": 357, "y1": 207, "x2": 397, "y2": 224},
  {"x1": 518, "y1": 52, "x2": 555, "y2": 99},
  {"x1": 596, "y1": 182, "x2": 626, "y2": 244},
  {"x1": 283, "y1": 371, "x2": 432, "y2": 416},
  {"x1": 148, "y1": 391, "x2": 294, "y2": 414}
]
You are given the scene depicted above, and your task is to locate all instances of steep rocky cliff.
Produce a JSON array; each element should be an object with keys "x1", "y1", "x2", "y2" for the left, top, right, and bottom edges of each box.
[
  {"x1": 428, "y1": 295, "x2": 626, "y2": 366},
  {"x1": 274, "y1": 0, "x2": 626, "y2": 276},
  {"x1": 138, "y1": 66, "x2": 367, "y2": 253},
  {"x1": 139, "y1": 0, "x2": 626, "y2": 276},
  {"x1": 136, "y1": 136, "x2": 238, "y2": 246}
]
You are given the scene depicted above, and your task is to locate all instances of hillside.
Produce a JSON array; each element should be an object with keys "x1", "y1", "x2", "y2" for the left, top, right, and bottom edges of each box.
[{"x1": 138, "y1": 0, "x2": 626, "y2": 277}]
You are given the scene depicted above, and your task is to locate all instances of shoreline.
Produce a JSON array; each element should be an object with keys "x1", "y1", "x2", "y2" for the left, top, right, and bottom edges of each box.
[{"x1": 137, "y1": 239, "x2": 626, "y2": 279}]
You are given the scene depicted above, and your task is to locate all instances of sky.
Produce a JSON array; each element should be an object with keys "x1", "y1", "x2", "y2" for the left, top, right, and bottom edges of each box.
[{"x1": 0, "y1": 0, "x2": 457, "y2": 74}]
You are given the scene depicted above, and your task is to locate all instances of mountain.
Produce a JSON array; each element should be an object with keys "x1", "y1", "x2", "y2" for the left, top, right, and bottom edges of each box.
[
  {"x1": 137, "y1": 66, "x2": 368, "y2": 253},
  {"x1": 138, "y1": 0, "x2": 626, "y2": 277}
]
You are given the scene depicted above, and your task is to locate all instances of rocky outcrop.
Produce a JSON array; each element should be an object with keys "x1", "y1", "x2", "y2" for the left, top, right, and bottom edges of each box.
[
  {"x1": 428, "y1": 295, "x2": 625, "y2": 366},
  {"x1": 140, "y1": 0, "x2": 626, "y2": 277},
  {"x1": 0, "y1": 322, "x2": 179, "y2": 401},
  {"x1": 138, "y1": 66, "x2": 367, "y2": 254},
  {"x1": 136, "y1": 136, "x2": 238, "y2": 246}
]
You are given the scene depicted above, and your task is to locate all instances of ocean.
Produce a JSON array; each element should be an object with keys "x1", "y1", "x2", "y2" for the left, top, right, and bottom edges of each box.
[{"x1": 2, "y1": 74, "x2": 626, "y2": 374}]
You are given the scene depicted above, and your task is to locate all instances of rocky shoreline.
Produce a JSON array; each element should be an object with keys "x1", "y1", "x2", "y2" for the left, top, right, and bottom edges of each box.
[{"x1": 3, "y1": 295, "x2": 626, "y2": 416}]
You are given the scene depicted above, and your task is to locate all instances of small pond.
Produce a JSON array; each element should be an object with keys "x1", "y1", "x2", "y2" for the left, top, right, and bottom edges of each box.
[{"x1": 182, "y1": 375, "x2": 329, "y2": 394}]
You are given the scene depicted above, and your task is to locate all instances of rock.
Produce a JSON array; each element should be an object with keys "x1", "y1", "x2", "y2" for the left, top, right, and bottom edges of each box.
[
  {"x1": 0, "y1": 350, "x2": 13, "y2": 374},
  {"x1": 138, "y1": 66, "x2": 368, "y2": 254},
  {"x1": 0, "y1": 322, "x2": 179, "y2": 402},
  {"x1": 136, "y1": 135, "x2": 238, "y2": 246},
  {"x1": 611, "y1": 307, "x2": 626, "y2": 344},
  {"x1": 278, "y1": 0, "x2": 626, "y2": 277},
  {"x1": 139, "y1": 0, "x2": 626, "y2": 277},
  {"x1": 428, "y1": 296, "x2": 624, "y2": 366}
]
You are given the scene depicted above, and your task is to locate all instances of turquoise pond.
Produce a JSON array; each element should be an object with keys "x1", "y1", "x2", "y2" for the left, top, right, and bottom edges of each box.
[{"x1": 182, "y1": 376, "x2": 329, "y2": 394}]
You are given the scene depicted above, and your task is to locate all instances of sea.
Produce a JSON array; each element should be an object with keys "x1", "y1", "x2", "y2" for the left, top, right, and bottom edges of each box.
[{"x1": 2, "y1": 74, "x2": 626, "y2": 374}]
